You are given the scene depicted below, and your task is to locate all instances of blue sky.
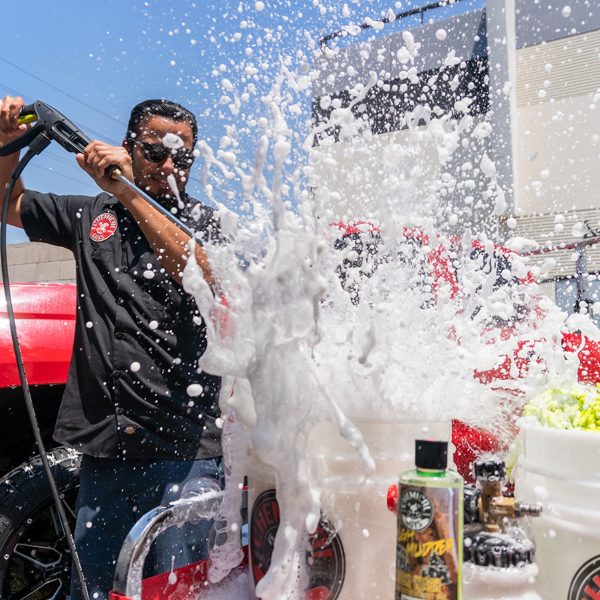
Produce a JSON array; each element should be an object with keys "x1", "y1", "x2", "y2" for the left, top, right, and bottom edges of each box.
[{"x1": 0, "y1": 0, "x2": 483, "y2": 243}]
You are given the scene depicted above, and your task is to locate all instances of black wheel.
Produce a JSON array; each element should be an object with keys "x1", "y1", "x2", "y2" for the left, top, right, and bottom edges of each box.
[{"x1": 0, "y1": 447, "x2": 81, "y2": 600}]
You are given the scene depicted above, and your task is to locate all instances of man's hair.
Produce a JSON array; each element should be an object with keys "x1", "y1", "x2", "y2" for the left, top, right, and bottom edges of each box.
[{"x1": 126, "y1": 99, "x2": 198, "y2": 145}]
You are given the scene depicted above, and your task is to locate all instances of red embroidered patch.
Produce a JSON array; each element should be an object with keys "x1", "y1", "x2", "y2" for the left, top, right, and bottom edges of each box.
[{"x1": 90, "y1": 213, "x2": 117, "y2": 242}]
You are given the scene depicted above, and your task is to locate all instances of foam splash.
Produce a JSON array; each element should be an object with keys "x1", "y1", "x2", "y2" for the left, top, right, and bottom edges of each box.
[
  {"x1": 166, "y1": 173, "x2": 185, "y2": 211},
  {"x1": 159, "y1": 133, "x2": 186, "y2": 211},
  {"x1": 183, "y1": 75, "x2": 376, "y2": 598},
  {"x1": 162, "y1": 132, "x2": 185, "y2": 150},
  {"x1": 177, "y1": 20, "x2": 600, "y2": 600}
]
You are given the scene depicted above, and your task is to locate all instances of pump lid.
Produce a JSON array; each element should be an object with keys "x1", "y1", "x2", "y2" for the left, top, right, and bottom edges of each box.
[
  {"x1": 474, "y1": 459, "x2": 506, "y2": 482},
  {"x1": 464, "y1": 531, "x2": 535, "y2": 567},
  {"x1": 415, "y1": 439, "x2": 448, "y2": 470}
]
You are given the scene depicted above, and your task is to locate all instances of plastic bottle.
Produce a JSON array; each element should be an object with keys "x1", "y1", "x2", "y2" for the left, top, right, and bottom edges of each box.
[{"x1": 396, "y1": 439, "x2": 463, "y2": 599}]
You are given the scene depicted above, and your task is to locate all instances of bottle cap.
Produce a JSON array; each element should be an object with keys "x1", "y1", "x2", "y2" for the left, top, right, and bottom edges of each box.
[
  {"x1": 474, "y1": 459, "x2": 506, "y2": 482},
  {"x1": 415, "y1": 439, "x2": 448, "y2": 470},
  {"x1": 387, "y1": 484, "x2": 398, "y2": 513},
  {"x1": 464, "y1": 531, "x2": 535, "y2": 567}
]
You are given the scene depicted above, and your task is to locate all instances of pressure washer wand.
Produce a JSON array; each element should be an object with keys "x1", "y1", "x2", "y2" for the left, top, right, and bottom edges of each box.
[{"x1": 108, "y1": 169, "x2": 195, "y2": 238}]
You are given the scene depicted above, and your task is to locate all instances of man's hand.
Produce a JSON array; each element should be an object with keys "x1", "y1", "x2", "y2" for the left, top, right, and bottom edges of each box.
[
  {"x1": 0, "y1": 96, "x2": 27, "y2": 148},
  {"x1": 0, "y1": 96, "x2": 27, "y2": 228},
  {"x1": 76, "y1": 141, "x2": 135, "y2": 199}
]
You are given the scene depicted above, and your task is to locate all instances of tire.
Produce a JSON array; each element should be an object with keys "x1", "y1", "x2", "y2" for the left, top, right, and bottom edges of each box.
[{"x1": 0, "y1": 447, "x2": 81, "y2": 600}]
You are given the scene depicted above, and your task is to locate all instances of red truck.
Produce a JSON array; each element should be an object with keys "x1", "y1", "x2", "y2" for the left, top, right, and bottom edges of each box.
[{"x1": 0, "y1": 282, "x2": 79, "y2": 600}]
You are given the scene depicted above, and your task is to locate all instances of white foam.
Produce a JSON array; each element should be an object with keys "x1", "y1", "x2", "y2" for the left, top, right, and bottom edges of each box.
[
  {"x1": 162, "y1": 132, "x2": 184, "y2": 149},
  {"x1": 186, "y1": 383, "x2": 204, "y2": 397},
  {"x1": 167, "y1": 173, "x2": 185, "y2": 210},
  {"x1": 174, "y1": 27, "x2": 599, "y2": 600}
]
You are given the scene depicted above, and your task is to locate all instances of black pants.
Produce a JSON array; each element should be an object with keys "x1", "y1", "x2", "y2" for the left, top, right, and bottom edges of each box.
[{"x1": 69, "y1": 455, "x2": 223, "y2": 600}]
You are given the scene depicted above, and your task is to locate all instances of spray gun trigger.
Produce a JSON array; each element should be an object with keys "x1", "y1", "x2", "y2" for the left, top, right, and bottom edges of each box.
[
  {"x1": 51, "y1": 122, "x2": 90, "y2": 154},
  {"x1": 17, "y1": 114, "x2": 37, "y2": 126},
  {"x1": 17, "y1": 103, "x2": 38, "y2": 126}
]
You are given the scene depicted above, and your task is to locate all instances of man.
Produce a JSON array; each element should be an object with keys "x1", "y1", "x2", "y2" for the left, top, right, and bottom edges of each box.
[{"x1": 0, "y1": 96, "x2": 222, "y2": 600}]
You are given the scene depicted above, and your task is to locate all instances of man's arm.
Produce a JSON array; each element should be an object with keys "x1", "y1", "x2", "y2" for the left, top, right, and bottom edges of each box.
[
  {"x1": 115, "y1": 185, "x2": 215, "y2": 289},
  {"x1": 77, "y1": 140, "x2": 215, "y2": 289},
  {"x1": 0, "y1": 96, "x2": 27, "y2": 228}
]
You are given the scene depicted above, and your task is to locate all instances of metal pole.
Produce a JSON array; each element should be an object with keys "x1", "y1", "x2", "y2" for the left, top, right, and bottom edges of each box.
[
  {"x1": 574, "y1": 244, "x2": 589, "y2": 313},
  {"x1": 112, "y1": 492, "x2": 222, "y2": 600},
  {"x1": 114, "y1": 174, "x2": 196, "y2": 239},
  {"x1": 319, "y1": 0, "x2": 470, "y2": 48}
]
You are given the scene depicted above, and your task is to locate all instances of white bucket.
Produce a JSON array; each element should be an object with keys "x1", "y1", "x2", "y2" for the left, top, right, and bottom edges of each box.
[
  {"x1": 514, "y1": 418, "x2": 600, "y2": 600},
  {"x1": 247, "y1": 420, "x2": 452, "y2": 599}
]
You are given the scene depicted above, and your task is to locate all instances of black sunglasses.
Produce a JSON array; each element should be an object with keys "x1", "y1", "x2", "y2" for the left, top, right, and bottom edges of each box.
[{"x1": 129, "y1": 140, "x2": 195, "y2": 169}]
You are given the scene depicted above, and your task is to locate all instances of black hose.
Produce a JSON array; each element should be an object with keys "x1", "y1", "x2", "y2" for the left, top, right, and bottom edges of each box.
[{"x1": 0, "y1": 137, "x2": 91, "y2": 600}]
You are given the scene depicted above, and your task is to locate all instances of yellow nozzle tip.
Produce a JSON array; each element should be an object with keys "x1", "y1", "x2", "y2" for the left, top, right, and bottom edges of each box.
[{"x1": 17, "y1": 114, "x2": 38, "y2": 125}]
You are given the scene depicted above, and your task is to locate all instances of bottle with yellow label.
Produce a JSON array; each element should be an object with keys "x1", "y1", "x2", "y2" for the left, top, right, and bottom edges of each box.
[{"x1": 396, "y1": 439, "x2": 463, "y2": 600}]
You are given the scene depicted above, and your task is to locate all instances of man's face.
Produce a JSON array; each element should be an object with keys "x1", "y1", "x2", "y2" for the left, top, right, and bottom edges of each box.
[{"x1": 125, "y1": 115, "x2": 195, "y2": 205}]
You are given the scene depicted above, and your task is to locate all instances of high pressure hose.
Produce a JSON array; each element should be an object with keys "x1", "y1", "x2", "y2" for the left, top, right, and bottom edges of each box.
[{"x1": 1, "y1": 137, "x2": 91, "y2": 600}]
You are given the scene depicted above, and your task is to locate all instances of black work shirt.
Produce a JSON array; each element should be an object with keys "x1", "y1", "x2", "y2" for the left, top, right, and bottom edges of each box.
[{"x1": 21, "y1": 190, "x2": 222, "y2": 460}]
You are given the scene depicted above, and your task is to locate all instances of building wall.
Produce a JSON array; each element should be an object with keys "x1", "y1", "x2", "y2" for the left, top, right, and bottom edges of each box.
[
  {"x1": 515, "y1": 0, "x2": 600, "y2": 48},
  {"x1": 310, "y1": 127, "x2": 448, "y2": 223},
  {"x1": 311, "y1": 1, "x2": 599, "y2": 239},
  {"x1": 7, "y1": 242, "x2": 75, "y2": 283},
  {"x1": 512, "y1": 0, "x2": 600, "y2": 303},
  {"x1": 514, "y1": 28, "x2": 600, "y2": 215},
  {"x1": 311, "y1": 9, "x2": 492, "y2": 228}
]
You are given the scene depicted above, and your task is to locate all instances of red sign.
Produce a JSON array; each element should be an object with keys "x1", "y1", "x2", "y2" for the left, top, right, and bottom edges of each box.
[
  {"x1": 250, "y1": 489, "x2": 346, "y2": 599},
  {"x1": 569, "y1": 555, "x2": 600, "y2": 600}
]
